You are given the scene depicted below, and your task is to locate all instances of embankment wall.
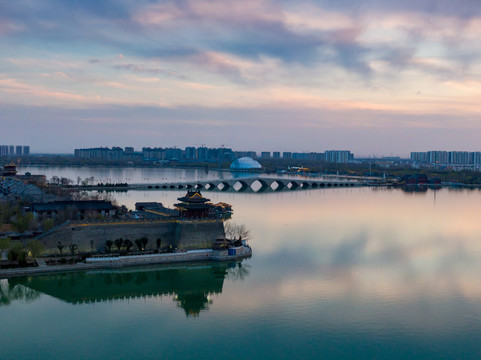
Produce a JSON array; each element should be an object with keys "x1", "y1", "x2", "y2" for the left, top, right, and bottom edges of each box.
[{"x1": 38, "y1": 219, "x2": 224, "y2": 255}]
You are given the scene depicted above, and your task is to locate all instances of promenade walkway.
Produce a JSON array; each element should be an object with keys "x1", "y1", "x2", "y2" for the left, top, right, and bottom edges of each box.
[{"x1": 0, "y1": 249, "x2": 250, "y2": 279}]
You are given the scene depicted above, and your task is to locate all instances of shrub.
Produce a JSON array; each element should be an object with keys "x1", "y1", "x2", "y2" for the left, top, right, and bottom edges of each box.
[
  {"x1": 105, "y1": 240, "x2": 113, "y2": 253},
  {"x1": 8, "y1": 242, "x2": 24, "y2": 262},
  {"x1": 18, "y1": 250, "x2": 27, "y2": 266},
  {"x1": 124, "y1": 239, "x2": 133, "y2": 253}
]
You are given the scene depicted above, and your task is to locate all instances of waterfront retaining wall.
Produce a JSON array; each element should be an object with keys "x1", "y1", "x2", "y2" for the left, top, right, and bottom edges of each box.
[{"x1": 37, "y1": 219, "x2": 225, "y2": 255}]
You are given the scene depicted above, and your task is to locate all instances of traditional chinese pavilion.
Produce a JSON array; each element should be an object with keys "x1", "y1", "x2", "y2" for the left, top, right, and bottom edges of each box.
[
  {"x1": 175, "y1": 190, "x2": 212, "y2": 219},
  {"x1": 1, "y1": 163, "x2": 17, "y2": 177}
]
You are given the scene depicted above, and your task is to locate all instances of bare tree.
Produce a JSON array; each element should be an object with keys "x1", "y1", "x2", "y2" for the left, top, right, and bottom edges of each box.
[
  {"x1": 224, "y1": 222, "x2": 250, "y2": 241},
  {"x1": 224, "y1": 221, "x2": 237, "y2": 240},
  {"x1": 60, "y1": 177, "x2": 73, "y2": 186}
]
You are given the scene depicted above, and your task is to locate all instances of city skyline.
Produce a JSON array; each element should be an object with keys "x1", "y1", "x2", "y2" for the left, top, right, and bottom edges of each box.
[{"x1": 2, "y1": 1, "x2": 481, "y2": 156}]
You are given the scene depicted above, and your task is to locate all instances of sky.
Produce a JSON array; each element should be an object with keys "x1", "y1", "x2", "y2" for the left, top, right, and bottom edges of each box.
[{"x1": 1, "y1": 0, "x2": 481, "y2": 156}]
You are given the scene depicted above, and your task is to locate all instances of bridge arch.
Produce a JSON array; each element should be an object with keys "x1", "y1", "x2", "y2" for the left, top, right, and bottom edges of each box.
[
  {"x1": 204, "y1": 183, "x2": 216, "y2": 190},
  {"x1": 217, "y1": 182, "x2": 230, "y2": 191},
  {"x1": 232, "y1": 181, "x2": 248, "y2": 192},
  {"x1": 287, "y1": 181, "x2": 299, "y2": 190},
  {"x1": 251, "y1": 179, "x2": 268, "y2": 192},
  {"x1": 270, "y1": 180, "x2": 284, "y2": 191}
]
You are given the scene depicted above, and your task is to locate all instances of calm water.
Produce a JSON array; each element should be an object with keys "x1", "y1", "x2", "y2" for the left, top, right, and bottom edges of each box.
[
  {"x1": 17, "y1": 165, "x2": 260, "y2": 184},
  {"x1": 3, "y1": 166, "x2": 481, "y2": 359}
]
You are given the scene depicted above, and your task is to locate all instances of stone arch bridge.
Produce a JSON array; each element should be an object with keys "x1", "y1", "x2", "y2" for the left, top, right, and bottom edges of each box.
[{"x1": 133, "y1": 177, "x2": 367, "y2": 193}]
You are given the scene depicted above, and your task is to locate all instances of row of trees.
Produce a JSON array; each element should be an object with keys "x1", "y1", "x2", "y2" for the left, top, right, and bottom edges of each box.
[
  {"x1": 49, "y1": 176, "x2": 95, "y2": 186},
  {"x1": 105, "y1": 237, "x2": 162, "y2": 254},
  {"x1": 56, "y1": 242, "x2": 78, "y2": 257}
]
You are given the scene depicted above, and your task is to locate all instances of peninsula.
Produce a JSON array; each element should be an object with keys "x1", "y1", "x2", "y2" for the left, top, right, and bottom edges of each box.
[{"x1": 0, "y1": 165, "x2": 251, "y2": 277}]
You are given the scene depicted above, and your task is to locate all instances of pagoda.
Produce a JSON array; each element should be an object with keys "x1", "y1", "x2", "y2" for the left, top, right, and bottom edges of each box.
[
  {"x1": 175, "y1": 190, "x2": 212, "y2": 219},
  {"x1": 1, "y1": 163, "x2": 17, "y2": 177}
]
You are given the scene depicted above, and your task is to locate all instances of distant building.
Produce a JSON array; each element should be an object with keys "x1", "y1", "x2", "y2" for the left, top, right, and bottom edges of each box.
[
  {"x1": 31, "y1": 200, "x2": 117, "y2": 220},
  {"x1": 230, "y1": 157, "x2": 262, "y2": 170},
  {"x1": 234, "y1": 151, "x2": 257, "y2": 159},
  {"x1": 134, "y1": 202, "x2": 179, "y2": 218},
  {"x1": 307, "y1": 152, "x2": 324, "y2": 161},
  {"x1": 0, "y1": 145, "x2": 30, "y2": 157},
  {"x1": 283, "y1": 152, "x2": 292, "y2": 160},
  {"x1": 324, "y1": 150, "x2": 353, "y2": 163},
  {"x1": 410, "y1": 151, "x2": 481, "y2": 166},
  {"x1": 272, "y1": 152, "x2": 280, "y2": 159},
  {"x1": 185, "y1": 146, "x2": 196, "y2": 160},
  {"x1": 261, "y1": 152, "x2": 270, "y2": 159},
  {"x1": 75, "y1": 147, "x2": 140, "y2": 161},
  {"x1": 292, "y1": 152, "x2": 308, "y2": 160},
  {"x1": 197, "y1": 146, "x2": 208, "y2": 160}
]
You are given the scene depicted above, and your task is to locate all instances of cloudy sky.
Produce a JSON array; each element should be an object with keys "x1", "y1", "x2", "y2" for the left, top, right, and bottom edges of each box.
[{"x1": 1, "y1": 0, "x2": 481, "y2": 156}]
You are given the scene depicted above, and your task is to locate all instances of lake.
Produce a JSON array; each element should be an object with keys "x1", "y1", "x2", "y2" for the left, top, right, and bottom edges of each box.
[{"x1": 3, "y1": 166, "x2": 481, "y2": 359}]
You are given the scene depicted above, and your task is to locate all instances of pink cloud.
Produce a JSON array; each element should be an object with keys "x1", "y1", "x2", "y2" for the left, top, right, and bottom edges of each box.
[
  {"x1": 0, "y1": 78, "x2": 86, "y2": 101},
  {"x1": 133, "y1": 0, "x2": 283, "y2": 27}
]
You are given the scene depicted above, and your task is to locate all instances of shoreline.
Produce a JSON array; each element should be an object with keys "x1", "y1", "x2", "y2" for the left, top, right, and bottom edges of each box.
[{"x1": 0, "y1": 247, "x2": 252, "y2": 279}]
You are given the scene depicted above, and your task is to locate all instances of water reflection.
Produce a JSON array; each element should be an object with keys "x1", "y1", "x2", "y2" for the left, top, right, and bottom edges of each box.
[
  {"x1": 0, "y1": 280, "x2": 41, "y2": 306},
  {"x1": 18, "y1": 166, "x2": 263, "y2": 184},
  {"x1": 8, "y1": 261, "x2": 250, "y2": 317}
]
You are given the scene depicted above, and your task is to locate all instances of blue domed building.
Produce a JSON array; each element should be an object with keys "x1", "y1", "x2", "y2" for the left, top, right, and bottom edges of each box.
[{"x1": 230, "y1": 157, "x2": 262, "y2": 170}]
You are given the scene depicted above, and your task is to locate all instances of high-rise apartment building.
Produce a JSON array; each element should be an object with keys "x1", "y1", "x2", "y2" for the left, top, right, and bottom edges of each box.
[
  {"x1": 0, "y1": 145, "x2": 30, "y2": 157},
  {"x1": 324, "y1": 150, "x2": 352, "y2": 163},
  {"x1": 411, "y1": 151, "x2": 481, "y2": 165}
]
